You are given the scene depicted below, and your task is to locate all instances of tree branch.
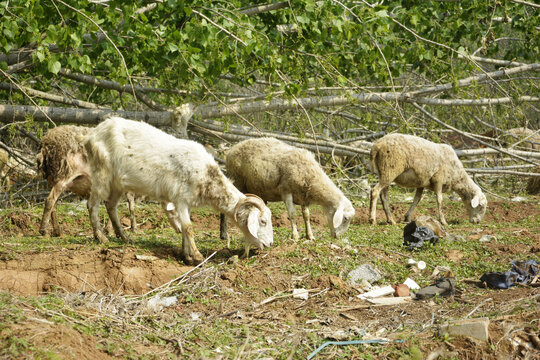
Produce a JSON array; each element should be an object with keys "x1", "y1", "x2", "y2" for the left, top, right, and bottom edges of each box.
[
  {"x1": 412, "y1": 102, "x2": 539, "y2": 165},
  {"x1": 238, "y1": 2, "x2": 289, "y2": 16},
  {"x1": 0, "y1": 83, "x2": 103, "y2": 109}
]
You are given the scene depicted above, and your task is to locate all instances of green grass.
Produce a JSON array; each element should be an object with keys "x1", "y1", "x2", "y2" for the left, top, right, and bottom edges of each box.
[{"x1": 0, "y1": 192, "x2": 538, "y2": 359}]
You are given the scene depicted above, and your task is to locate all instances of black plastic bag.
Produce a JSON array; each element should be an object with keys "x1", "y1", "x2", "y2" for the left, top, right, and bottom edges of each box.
[
  {"x1": 403, "y1": 221, "x2": 439, "y2": 251},
  {"x1": 480, "y1": 260, "x2": 539, "y2": 289}
]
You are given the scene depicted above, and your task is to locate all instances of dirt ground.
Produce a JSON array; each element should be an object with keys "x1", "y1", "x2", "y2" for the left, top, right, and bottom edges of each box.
[{"x1": 0, "y1": 200, "x2": 539, "y2": 359}]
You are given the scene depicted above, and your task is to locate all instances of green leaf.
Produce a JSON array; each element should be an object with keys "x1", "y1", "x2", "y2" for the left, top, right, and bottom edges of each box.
[{"x1": 48, "y1": 60, "x2": 61, "y2": 74}]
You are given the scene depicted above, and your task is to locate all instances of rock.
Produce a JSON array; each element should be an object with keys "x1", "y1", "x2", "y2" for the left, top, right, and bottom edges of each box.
[
  {"x1": 439, "y1": 318, "x2": 490, "y2": 342},
  {"x1": 479, "y1": 235, "x2": 497, "y2": 243},
  {"x1": 446, "y1": 233, "x2": 465, "y2": 242},
  {"x1": 348, "y1": 264, "x2": 382, "y2": 286}
]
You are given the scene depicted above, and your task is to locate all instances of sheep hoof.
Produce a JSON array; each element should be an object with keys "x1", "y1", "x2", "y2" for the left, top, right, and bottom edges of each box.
[
  {"x1": 183, "y1": 253, "x2": 204, "y2": 266},
  {"x1": 369, "y1": 219, "x2": 377, "y2": 226},
  {"x1": 39, "y1": 228, "x2": 51, "y2": 237},
  {"x1": 95, "y1": 232, "x2": 109, "y2": 244}
]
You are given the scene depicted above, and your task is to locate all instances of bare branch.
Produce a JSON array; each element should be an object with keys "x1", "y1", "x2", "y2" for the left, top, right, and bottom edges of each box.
[
  {"x1": 0, "y1": 83, "x2": 103, "y2": 109},
  {"x1": 509, "y1": 0, "x2": 540, "y2": 8},
  {"x1": 238, "y1": 2, "x2": 289, "y2": 16}
]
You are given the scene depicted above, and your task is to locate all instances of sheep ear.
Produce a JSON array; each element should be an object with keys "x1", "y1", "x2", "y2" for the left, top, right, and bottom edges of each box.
[
  {"x1": 471, "y1": 195, "x2": 480, "y2": 208},
  {"x1": 333, "y1": 205, "x2": 344, "y2": 229},
  {"x1": 247, "y1": 210, "x2": 260, "y2": 238}
]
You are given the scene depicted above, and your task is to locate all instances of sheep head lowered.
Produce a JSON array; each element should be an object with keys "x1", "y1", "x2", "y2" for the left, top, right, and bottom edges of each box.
[
  {"x1": 460, "y1": 185, "x2": 487, "y2": 224},
  {"x1": 329, "y1": 197, "x2": 355, "y2": 238},
  {"x1": 233, "y1": 194, "x2": 273, "y2": 257}
]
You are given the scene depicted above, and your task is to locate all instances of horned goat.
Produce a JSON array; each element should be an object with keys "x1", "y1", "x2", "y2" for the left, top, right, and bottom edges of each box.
[
  {"x1": 37, "y1": 125, "x2": 136, "y2": 236},
  {"x1": 83, "y1": 117, "x2": 273, "y2": 264},
  {"x1": 369, "y1": 133, "x2": 487, "y2": 226},
  {"x1": 223, "y1": 137, "x2": 355, "y2": 241}
]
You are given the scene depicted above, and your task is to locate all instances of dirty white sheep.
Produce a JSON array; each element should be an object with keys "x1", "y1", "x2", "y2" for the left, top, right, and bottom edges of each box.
[
  {"x1": 369, "y1": 133, "x2": 487, "y2": 226},
  {"x1": 37, "y1": 125, "x2": 137, "y2": 236},
  {"x1": 83, "y1": 117, "x2": 273, "y2": 264},
  {"x1": 223, "y1": 137, "x2": 355, "y2": 240}
]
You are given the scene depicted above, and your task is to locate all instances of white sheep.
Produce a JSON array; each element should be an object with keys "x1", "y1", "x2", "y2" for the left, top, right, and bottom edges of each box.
[
  {"x1": 37, "y1": 125, "x2": 137, "y2": 236},
  {"x1": 369, "y1": 133, "x2": 487, "y2": 226},
  {"x1": 83, "y1": 117, "x2": 273, "y2": 264},
  {"x1": 223, "y1": 137, "x2": 355, "y2": 241},
  {"x1": 0, "y1": 148, "x2": 8, "y2": 192}
]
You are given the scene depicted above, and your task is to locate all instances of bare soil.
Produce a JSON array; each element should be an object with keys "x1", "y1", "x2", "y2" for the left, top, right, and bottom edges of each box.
[{"x1": 0, "y1": 200, "x2": 539, "y2": 359}]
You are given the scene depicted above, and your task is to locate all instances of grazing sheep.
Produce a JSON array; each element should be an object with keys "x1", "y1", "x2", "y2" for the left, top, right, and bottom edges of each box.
[
  {"x1": 0, "y1": 148, "x2": 8, "y2": 191},
  {"x1": 503, "y1": 127, "x2": 540, "y2": 151},
  {"x1": 83, "y1": 117, "x2": 273, "y2": 264},
  {"x1": 37, "y1": 125, "x2": 136, "y2": 236},
  {"x1": 223, "y1": 137, "x2": 355, "y2": 241},
  {"x1": 369, "y1": 133, "x2": 487, "y2": 226}
]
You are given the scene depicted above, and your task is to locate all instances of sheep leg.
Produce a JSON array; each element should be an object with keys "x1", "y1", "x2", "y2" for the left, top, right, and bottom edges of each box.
[
  {"x1": 88, "y1": 193, "x2": 108, "y2": 243},
  {"x1": 434, "y1": 186, "x2": 448, "y2": 226},
  {"x1": 176, "y1": 204, "x2": 204, "y2": 265},
  {"x1": 380, "y1": 186, "x2": 396, "y2": 225},
  {"x1": 404, "y1": 188, "x2": 424, "y2": 222},
  {"x1": 40, "y1": 175, "x2": 81, "y2": 237},
  {"x1": 219, "y1": 213, "x2": 230, "y2": 248},
  {"x1": 40, "y1": 181, "x2": 64, "y2": 236},
  {"x1": 283, "y1": 193, "x2": 299, "y2": 240},
  {"x1": 105, "y1": 191, "x2": 129, "y2": 242},
  {"x1": 126, "y1": 192, "x2": 137, "y2": 232},
  {"x1": 369, "y1": 182, "x2": 386, "y2": 225},
  {"x1": 301, "y1": 206, "x2": 314, "y2": 240},
  {"x1": 50, "y1": 205, "x2": 61, "y2": 237}
]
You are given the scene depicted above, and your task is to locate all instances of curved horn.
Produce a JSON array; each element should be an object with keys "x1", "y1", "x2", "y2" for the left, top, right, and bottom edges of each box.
[{"x1": 233, "y1": 194, "x2": 266, "y2": 222}]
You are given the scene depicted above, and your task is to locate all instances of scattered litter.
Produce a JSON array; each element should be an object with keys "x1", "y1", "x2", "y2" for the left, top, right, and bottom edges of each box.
[
  {"x1": 146, "y1": 294, "x2": 178, "y2": 312},
  {"x1": 439, "y1": 317, "x2": 490, "y2": 342},
  {"x1": 357, "y1": 285, "x2": 395, "y2": 300},
  {"x1": 430, "y1": 266, "x2": 452, "y2": 279},
  {"x1": 393, "y1": 284, "x2": 410, "y2": 297},
  {"x1": 407, "y1": 258, "x2": 426, "y2": 271},
  {"x1": 480, "y1": 259, "x2": 539, "y2": 289},
  {"x1": 478, "y1": 235, "x2": 497, "y2": 243},
  {"x1": 136, "y1": 254, "x2": 159, "y2": 261},
  {"x1": 403, "y1": 221, "x2": 439, "y2": 250},
  {"x1": 190, "y1": 312, "x2": 201, "y2": 321},
  {"x1": 358, "y1": 279, "x2": 373, "y2": 291},
  {"x1": 415, "y1": 271, "x2": 455, "y2": 300},
  {"x1": 367, "y1": 297, "x2": 411, "y2": 306},
  {"x1": 307, "y1": 339, "x2": 405, "y2": 360},
  {"x1": 511, "y1": 196, "x2": 527, "y2": 202},
  {"x1": 403, "y1": 278, "x2": 420, "y2": 290},
  {"x1": 348, "y1": 264, "x2": 382, "y2": 286},
  {"x1": 292, "y1": 288, "x2": 309, "y2": 300},
  {"x1": 319, "y1": 326, "x2": 365, "y2": 341}
]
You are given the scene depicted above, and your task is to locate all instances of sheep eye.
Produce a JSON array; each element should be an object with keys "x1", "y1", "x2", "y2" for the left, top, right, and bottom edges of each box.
[{"x1": 261, "y1": 219, "x2": 267, "y2": 225}]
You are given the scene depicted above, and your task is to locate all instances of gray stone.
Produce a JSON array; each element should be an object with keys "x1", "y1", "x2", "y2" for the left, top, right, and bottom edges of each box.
[
  {"x1": 348, "y1": 264, "x2": 382, "y2": 286},
  {"x1": 439, "y1": 317, "x2": 490, "y2": 342},
  {"x1": 446, "y1": 233, "x2": 466, "y2": 242}
]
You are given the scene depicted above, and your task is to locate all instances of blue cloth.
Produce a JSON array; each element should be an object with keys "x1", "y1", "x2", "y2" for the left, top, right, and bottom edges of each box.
[{"x1": 480, "y1": 260, "x2": 539, "y2": 289}]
